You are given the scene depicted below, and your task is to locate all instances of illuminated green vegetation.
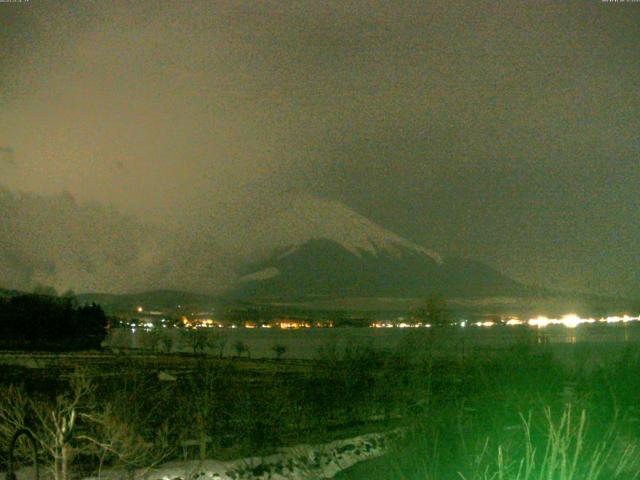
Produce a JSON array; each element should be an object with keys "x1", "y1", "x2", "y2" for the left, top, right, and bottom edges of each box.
[
  {"x1": 1, "y1": 339, "x2": 640, "y2": 479},
  {"x1": 338, "y1": 344, "x2": 640, "y2": 479}
]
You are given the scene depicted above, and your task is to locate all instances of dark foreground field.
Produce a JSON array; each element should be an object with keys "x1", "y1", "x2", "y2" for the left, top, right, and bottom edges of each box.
[
  {"x1": 2, "y1": 336, "x2": 640, "y2": 480},
  {"x1": 0, "y1": 346, "x2": 419, "y2": 479}
]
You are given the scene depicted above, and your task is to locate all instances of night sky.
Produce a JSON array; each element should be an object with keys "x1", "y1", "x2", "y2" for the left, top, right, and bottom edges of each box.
[{"x1": 1, "y1": 1, "x2": 639, "y2": 296}]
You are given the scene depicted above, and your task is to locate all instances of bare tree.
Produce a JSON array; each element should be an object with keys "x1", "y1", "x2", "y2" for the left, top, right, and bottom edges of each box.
[
  {"x1": 234, "y1": 341, "x2": 250, "y2": 358},
  {"x1": 180, "y1": 328, "x2": 206, "y2": 354},
  {"x1": 0, "y1": 370, "x2": 169, "y2": 480},
  {"x1": 272, "y1": 344, "x2": 287, "y2": 360},
  {"x1": 207, "y1": 331, "x2": 228, "y2": 358}
]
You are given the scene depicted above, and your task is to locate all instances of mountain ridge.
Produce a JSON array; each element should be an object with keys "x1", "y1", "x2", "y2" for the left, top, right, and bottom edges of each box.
[
  {"x1": 229, "y1": 195, "x2": 531, "y2": 300},
  {"x1": 230, "y1": 237, "x2": 531, "y2": 300}
]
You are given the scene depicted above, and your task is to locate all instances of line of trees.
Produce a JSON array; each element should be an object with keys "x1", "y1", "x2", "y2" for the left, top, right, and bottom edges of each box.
[{"x1": 0, "y1": 294, "x2": 108, "y2": 350}]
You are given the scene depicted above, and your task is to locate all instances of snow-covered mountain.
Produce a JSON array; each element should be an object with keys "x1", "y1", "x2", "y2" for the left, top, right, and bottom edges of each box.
[
  {"x1": 230, "y1": 195, "x2": 526, "y2": 299},
  {"x1": 245, "y1": 194, "x2": 441, "y2": 262}
]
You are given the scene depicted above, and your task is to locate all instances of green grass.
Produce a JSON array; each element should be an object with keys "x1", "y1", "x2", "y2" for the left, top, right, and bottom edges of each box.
[{"x1": 338, "y1": 345, "x2": 640, "y2": 479}]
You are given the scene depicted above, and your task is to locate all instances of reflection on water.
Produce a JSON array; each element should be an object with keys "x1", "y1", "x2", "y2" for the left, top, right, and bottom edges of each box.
[
  {"x1": 625, "y1": 325, "x2": 631, "y2": 342},
  {"x1": 106, "y1": 323, "x2": 640, "y2": 362}
]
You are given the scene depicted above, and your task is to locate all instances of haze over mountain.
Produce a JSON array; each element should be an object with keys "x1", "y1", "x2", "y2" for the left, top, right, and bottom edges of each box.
[
  {"x1": 0, "y1": 186, "x2": 234, "y2": 294},
  {"x1": 0, "y1": 187, "x2": 532, "y2": 300}
]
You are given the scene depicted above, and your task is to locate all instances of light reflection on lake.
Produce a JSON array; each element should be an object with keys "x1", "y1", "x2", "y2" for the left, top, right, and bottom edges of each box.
[{"x1": 107, "y1": 323, "x2": 640, "y2": 365}]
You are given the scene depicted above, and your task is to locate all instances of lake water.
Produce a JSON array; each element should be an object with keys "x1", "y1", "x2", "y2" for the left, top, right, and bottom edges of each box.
[{"x1": 107, "y1": 323, "x2": 640, "y2": 368}]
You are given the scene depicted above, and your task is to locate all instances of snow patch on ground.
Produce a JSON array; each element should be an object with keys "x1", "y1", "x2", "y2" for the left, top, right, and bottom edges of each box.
[{"x1": 88, "y1": 429, "x2": 402, "y2": 480}]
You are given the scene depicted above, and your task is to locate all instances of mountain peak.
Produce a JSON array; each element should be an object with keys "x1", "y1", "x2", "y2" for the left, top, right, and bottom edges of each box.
[{"x1": 250, "y1": 194, "x2": 442, "y2": 263}]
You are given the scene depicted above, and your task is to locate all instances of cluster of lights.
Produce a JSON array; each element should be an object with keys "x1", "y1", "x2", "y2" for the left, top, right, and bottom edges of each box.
[
  {"x1": 466, "y1": 314, "x2": 640, "y2": 329},
  {"x1": 175, "y1": 319, "x2": 325, "y2": 329},
  {"x1": 180, "y1": 317, "x2": 224, "y2": 329},
  {"x1": 127, "y1": 307, "x2": 640, "y2": 332},
  {"x1": 474, "y1": 321, "x2": 495, "y2": 327},
  {"x1": 526, "y1": 315, "x2": 591, "y2": 329},
  {"x1": 276, "y1": 320, "x2": 312, "y2": 329},
  {"x1": 370, "y1": 322, "x2": 432, "y2": 328},
  {"x1": 601, "y1": 315, "x2": 639, "y2": 324},
  {"x1": 526, "y1": 314, "x2": 640, "y2": 329},
  {"x1": 125, "y1": 318, "x2": 171, "y2": 331}
]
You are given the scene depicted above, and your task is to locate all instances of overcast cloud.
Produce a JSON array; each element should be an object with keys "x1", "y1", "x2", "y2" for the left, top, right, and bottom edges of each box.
[{"x1": 1, "y1": 1, "x2": 639, "y2": 295}]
